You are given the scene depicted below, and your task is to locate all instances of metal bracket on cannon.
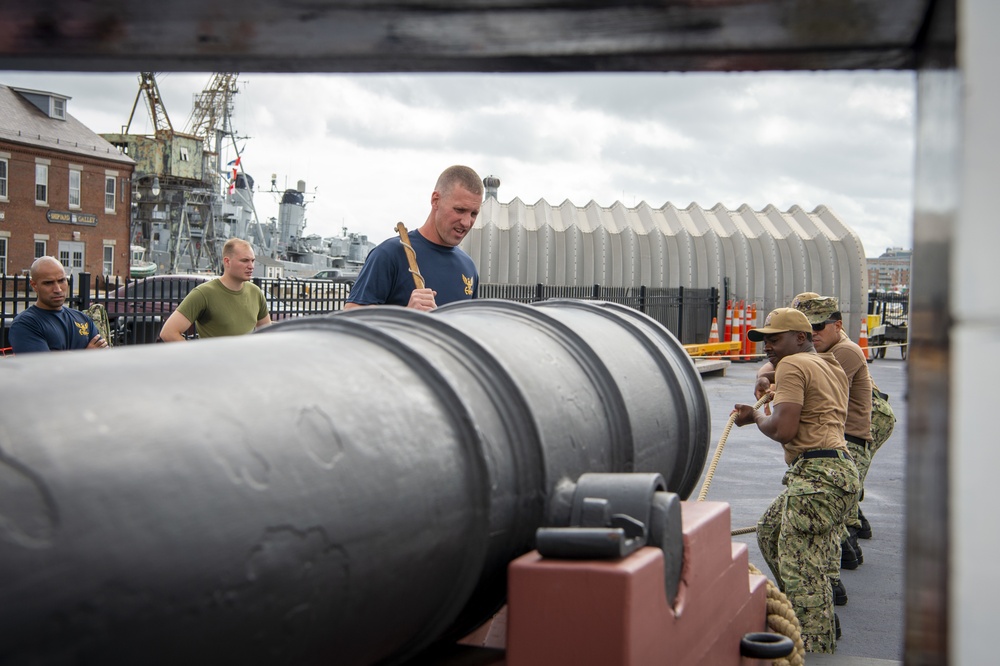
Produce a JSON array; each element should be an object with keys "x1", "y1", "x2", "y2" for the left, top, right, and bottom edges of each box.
[{"x1": 536, "y1": 472, "x2": 684, "y2": 606}]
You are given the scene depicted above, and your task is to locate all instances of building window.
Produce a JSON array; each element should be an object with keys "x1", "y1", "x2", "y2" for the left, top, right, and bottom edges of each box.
[
  {"x1": 59, "y1": 250, "x2": 70, "y2": 268},
  {"x1": 36, "y1": 164, "x2": 48, "y2": 204},
  {"x1": 34, "y1": 240, "x2": 47, "y2": 259},
  {"x1": 179, "y1": 146, "x2": 190, "y2": 162},
  {"x1": 103, "y1": 244, "x2": 114, "y2": 275},
  {"x1": 0, "y1": 156, "x2": 7, "y2": 200},
  {"x1": 105, "y1": 175, "x2": 115, "y2": 212},
  {"x1": 0, "y1": 237, "x2": 6, "y2": 275},
  {"x1": 52, "y1": 97, "x2": 66, "y2": 119},
  {"x1": 69, "y1": 169, "x2": 81, "y2": 208}
]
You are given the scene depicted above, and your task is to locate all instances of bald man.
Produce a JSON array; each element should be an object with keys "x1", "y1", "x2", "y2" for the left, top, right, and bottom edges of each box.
[{"x1": 9, "y1": 256, "x2": 108, "y2": 353}]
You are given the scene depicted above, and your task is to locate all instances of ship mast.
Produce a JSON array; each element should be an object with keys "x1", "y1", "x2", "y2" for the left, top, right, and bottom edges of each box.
[{"x1": 183, "y1": 73, "x2": 269, "y2": 256}]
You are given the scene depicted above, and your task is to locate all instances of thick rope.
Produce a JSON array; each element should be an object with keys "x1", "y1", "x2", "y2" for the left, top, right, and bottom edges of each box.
[
  {"x1": 697, "y1": 393, "x2": 805, "y2": 664},
  {"x1": 750, "y1": 563, "x2": 806, "y2": 666},
  {"x1": 696, "y1": 392, "x2": 771, "y2": 502},
  {"x1": 395, "y1": 222, "x2": 425, "y2": 290}
]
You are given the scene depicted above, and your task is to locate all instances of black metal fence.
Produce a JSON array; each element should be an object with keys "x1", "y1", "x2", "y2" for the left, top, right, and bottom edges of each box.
[
  {"x1": 867, "y1": 290, "x2": 909, "y2": 326},
  {"x1": 2, "y1": 273, "x2": 718, "y2": 351},
  {"x1": 479, "y1": 283, "x2": 719, "y2": 345}
]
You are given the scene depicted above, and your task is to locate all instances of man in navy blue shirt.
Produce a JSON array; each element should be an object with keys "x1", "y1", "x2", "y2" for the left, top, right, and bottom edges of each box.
[
  {"x1": 9, "y1": 256, "x2": 108, "y2": 354},
  {"x1": 345, "y1": 165, "x2": 481, "y2": 311}
]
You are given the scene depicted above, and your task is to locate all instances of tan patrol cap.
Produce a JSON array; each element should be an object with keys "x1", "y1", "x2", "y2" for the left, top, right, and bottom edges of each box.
[{"x1": 747, "y1": 308, "x2": 813, "y2": 342}]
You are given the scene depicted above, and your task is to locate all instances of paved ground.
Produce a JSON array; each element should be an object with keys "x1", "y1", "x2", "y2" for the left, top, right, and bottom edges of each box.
[{"x1": 696, "y1": 355, "x2": 906, "y2": 664}]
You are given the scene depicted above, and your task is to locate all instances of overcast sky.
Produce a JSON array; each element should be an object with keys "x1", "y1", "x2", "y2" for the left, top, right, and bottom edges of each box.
[{"x1": 1, "y1": 70, "x2": 915, "y2": 257}]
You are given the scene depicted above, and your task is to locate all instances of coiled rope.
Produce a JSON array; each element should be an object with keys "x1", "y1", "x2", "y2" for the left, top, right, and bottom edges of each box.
[
  {"x1": 749, "y1": 562, "x2": 806, "y2": 666},
  {"x1": 697, "y1": 392, "x2": 805, "y2": 665}
]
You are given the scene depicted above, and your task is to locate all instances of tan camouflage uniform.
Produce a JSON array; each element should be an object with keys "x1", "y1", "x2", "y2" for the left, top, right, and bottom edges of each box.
[
  {"x1": 870, "y1": 385, "x2": 896, "y2": 455},
  {"x1": 744, "y1": 307, "x2": 859, "y2": 653},
  {"x1": 757, "y1": 453, "x2": 859, "y2": 653},
  {"x1": 795, "y1": 297, "x2": 871, "y2": 533}
]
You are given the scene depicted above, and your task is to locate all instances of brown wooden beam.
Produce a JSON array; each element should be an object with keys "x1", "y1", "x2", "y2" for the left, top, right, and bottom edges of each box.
[{"x1": 0, "y1": 0, "x2": 937, "y2": 73}]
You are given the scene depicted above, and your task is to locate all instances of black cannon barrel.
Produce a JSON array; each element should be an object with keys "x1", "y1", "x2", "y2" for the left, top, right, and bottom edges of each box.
[{"x1": 0, "y1": 299, "x2": 709, "y2": 665}]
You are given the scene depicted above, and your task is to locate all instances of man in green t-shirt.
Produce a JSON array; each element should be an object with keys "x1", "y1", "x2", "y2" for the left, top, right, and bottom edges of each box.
[{"x1": 160, "y1": 238, "x2": 271, "y2": 341}]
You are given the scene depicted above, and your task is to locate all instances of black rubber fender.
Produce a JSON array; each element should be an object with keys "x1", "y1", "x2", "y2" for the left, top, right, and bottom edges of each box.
[{"x1": 739, "y1": 632, "x2": 795, "y2": 659}]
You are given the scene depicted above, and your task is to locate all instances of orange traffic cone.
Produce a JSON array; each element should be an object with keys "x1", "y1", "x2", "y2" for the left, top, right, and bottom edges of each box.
[
  {"x1": 708, "y1": 317, "x2": 720, "y2": 344},
  {"x1": 859, "y1": 316, "x2": 871, "y2": 362}
]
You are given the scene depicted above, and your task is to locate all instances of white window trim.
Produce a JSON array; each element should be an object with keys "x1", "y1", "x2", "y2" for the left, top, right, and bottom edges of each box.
[
  {"x1": 35, "y1": 159, "x2": 50, "y2": 206},
  {"x1": 51, "y1": 97, "x2": 66, "y2": 120},
  {"x1": 104, "y1": 174, "x2": 116, "y2": 213},
  {"x1": 103, "y1": 243, "x2": 115, "y2": 275},
  {"x1": 0, "y1": 151, "x2": 9, "y2": 202},
  {"x1": 69, "y1": 166, "x2": 82, "y2": 209},
  {"x1": 0, "y1": 234, "x2": 8, "y2": 276}
]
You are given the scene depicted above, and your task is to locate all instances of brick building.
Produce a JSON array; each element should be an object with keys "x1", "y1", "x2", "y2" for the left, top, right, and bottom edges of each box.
[
  {"x1": 0, "y1": 84, "x2": 134, "y2": 280},
  {"x1": 866, "y1": 246, "x2": 912, "y2": 292}
]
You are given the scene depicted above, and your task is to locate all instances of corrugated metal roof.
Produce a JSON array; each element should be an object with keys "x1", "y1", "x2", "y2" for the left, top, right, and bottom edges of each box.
[
  {"x1": 0, "y1": 84, "x2": 134, "y2": 165},
  {"x1": 463, "y1": 197, "x2": 868, "y2": 339}
]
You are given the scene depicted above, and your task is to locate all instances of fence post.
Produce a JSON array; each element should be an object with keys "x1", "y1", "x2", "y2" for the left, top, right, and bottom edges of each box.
[
  {"x1": 78, "y1": 273, "x2": 91, "y2": 309},
  {"x1": 638, "y1": 285, "x2": 647, "y2": 314},
  {"x1": 723, "y1": 277, "x2": 730, "y2": 326},
  {"x1": 592, "y1": 284, "x2": 600, "y2": 301},
  {"x1": 677, "y1": 285, "x2": 685, "y2": 344},
  {"x1": 535, "y1": 283, "x2": 543, "y2": 303}
]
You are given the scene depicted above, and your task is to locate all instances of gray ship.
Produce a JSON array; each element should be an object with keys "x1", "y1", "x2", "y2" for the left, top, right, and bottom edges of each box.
[{"x1": 102, "y1": 72, "x2": 372, "y2": 279}]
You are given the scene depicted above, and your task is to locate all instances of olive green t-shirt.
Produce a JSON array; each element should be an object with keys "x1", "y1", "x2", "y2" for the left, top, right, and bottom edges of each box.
[
  {"x1": 772, "y1": 351, "x2": 850, "y2": 465},
  {"x1": 176, "y1": 278, "x2": 268, "y2": 339}
]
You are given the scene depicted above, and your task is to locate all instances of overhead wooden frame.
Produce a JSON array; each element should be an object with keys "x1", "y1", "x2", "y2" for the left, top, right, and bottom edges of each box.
[{"x1": 0, "y1": 0, "x2": 948, "y2": 73}]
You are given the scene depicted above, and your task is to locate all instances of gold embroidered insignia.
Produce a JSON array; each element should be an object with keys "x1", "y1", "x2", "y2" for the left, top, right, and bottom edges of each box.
[
  {"x1": 75, "y1": 321, "x2": 90, "y2": 336},
  {"x1": 462, "y1": 274, "x2": 474, "y2": 296}
]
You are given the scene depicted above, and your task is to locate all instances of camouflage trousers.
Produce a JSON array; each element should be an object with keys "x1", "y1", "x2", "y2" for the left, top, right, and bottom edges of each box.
[
  {"x1": 842, "y1": 440, "x2": 870, "y2": 530},
  {"x1": 757, "y1": 455, "x2": 860, "y2": 653}
]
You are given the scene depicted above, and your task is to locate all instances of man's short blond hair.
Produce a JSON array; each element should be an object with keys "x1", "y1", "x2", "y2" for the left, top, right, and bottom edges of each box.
[
  {"x1": 435, "y1": 165, "x2": 483, "y2": 198},
  {"x1": 222, "y1": 238, "x2": 253, "y2": 258}
]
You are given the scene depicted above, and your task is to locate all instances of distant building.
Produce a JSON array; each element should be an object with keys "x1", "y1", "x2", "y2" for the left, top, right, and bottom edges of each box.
[
  {"x1": 866, "y1": 246, "x2": 912, "y2": 292},
  {"x1": 0, "y1": 84, "x2": 134, "y2": 280}
]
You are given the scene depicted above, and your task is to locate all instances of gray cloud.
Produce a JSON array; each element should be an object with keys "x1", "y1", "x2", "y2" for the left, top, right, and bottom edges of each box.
[{"x1": 0, "y1": 70, "x2": 914, "y2": 255}]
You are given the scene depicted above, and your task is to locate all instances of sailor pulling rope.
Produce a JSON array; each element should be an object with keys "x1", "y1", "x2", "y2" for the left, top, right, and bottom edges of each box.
[{"x1": 698, "y1": 391, "x2": 806, "y2": 665}]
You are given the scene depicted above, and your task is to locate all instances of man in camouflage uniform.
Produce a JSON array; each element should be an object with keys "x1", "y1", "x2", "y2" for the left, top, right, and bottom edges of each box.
[
  {"x1": 753, "y1": 292, "x2": 858, "y2": 607},
  {"x1": 797, "y1": 296, "x2": 874, "y2": 565},
  {"x1": 734, "y1": 308, "x2": 860, "y2": 653}
]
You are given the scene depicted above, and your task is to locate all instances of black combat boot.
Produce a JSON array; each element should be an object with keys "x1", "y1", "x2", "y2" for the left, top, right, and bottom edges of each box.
[
  {"x1": 841, "y1": 537, "x2": 860, "y2": 570},
  {"x1": 848, "y1": 527, "x2": 864, "y2": 565},
  {"x1": 857, "y1": 507, "x2": 873, "y2": 539},
  {"x1": 832, "y1": 578, "x2": 848, "y2": 606},
  {"x1": 835, "y1": 613, "x2": 842, "y2": 640}
]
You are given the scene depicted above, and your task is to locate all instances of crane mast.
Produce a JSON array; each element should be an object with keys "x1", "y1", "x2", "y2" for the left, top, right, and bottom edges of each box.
[
  {"x1": 124, "y1": 72, "x2": 174, "y2": 139},
  {"x1": 185, "y1": 72, "x2": 239, "y2": 156}
]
